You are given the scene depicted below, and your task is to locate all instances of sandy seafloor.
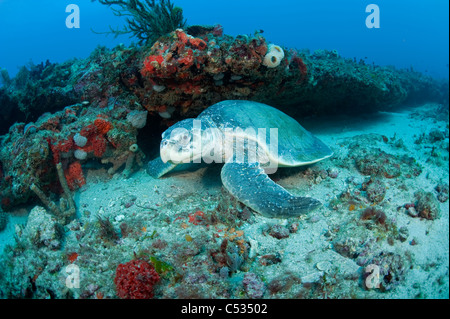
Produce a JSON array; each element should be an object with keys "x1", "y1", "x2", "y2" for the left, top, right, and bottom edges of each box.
[{"x1": 0, "y1": 102, "x2": 448, "y2": 299}]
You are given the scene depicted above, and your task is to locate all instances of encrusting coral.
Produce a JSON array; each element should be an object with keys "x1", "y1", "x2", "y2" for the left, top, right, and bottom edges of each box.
[
  {"x1": 102, "y1": 143, "x2": 145, "y2": 178},
  {"x1": 30, "y1": 162, "x2": 76, "y2": 224},
  {"x1": 0, "y1": 100, "x2": 143, "y2": 209}
]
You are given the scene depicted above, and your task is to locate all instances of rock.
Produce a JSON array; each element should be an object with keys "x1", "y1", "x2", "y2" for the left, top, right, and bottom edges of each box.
[
  {"x1": 301, "y1": 271, "x2": 324, "y2": 284},
  {"x1": 269, "y1": 224, "x2": 290, "y2": 239},
  {"x1": 364, "y1": 178, "x2": 386, "y2": 203},
  {"x1": 327, "y1": 167, "x2": 339, "y2": 179},
  {"x1": 407, "y1": 206, "x2": 419, "y2": 218},
  {"x1": 23, "y1": 206, "x2": 62, "y2": 249},
  {"x1": 398, "y1": 226, "x2": 409, "y2": 242},
  {"x1": 435, "y1": 182, "x2": 449, "y2": 203},
  {"x1": 243, "y1": 273, "x2": 266, "y2": 299},
  {"x1": 414, "y1": 190, "x2": 441, "y2": 220}
]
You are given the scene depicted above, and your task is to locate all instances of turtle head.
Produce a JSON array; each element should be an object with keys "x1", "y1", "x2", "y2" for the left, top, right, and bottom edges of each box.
[{"x1": 160, "y1": 118, "x2": 216, "y2": 164}]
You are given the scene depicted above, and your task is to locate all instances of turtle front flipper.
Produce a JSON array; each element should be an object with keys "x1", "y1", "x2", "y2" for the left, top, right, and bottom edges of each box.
[
  {"x1": 221, "y1": 162, "x2": 321, "y2": 218},
  {"x1": 147, "y1": 157, "x2": 178, "y2": 178}
]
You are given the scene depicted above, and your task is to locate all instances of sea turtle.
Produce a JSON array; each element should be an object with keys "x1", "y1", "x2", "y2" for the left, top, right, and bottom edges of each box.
[{"x1": 147, "y1": 100, "x2": 333, "y2": 218}]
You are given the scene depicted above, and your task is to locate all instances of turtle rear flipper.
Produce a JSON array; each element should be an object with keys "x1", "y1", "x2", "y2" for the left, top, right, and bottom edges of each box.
[{"x1": 221, "y1": 162, "x2": 322, "y2": 218}]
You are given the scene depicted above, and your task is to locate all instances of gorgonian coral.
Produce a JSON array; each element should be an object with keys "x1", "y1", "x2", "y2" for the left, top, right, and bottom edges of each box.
[{"x1": 94, "y1": 0, "x2": 187, "y2": 45}]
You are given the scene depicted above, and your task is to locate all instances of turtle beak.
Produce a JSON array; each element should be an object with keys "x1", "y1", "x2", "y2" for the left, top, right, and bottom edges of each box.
[
  {"x1": 160, "y1": 148, "x2": 170, "y2": 163},
  {"x1": 160, "y1": 142, "x2": 186, "y2": 164},
  {"x1": 160, "y1": 139, "x2": 193, "y2": 164},
  {"x1": 160, "y1": 140, "x2": 170, "y2": 163}
]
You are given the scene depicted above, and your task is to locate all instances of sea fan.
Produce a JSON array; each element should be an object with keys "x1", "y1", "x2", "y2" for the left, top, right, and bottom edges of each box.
[{"x1": 93, "y1": 0, "x2": 187, "y2": 45}]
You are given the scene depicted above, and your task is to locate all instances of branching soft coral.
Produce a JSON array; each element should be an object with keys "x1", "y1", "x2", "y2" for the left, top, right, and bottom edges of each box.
[
  {"x1": 94, "y1": 0, "x2": 187, "y2": 45},
  {"x1": 101, "y1": 144, "x2": 145, "y2": 178}
]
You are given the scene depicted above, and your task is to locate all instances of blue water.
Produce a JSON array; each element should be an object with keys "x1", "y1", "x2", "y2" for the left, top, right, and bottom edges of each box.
[{"x1": 0, "y1": 0, "x2": 448, "y2": 79}]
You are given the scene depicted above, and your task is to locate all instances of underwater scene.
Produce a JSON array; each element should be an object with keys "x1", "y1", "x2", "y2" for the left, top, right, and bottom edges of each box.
[{"x1": 0, "y1": 0, "x2": 448, "y2": 302}]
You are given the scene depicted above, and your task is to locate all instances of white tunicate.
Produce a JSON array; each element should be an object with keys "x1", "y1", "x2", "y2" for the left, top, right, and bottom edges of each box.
[
  {"x1": 73, "y1": 133, "x2": 88, "y2": 147},
  {"x1": 153, "y1": 85, "x2": 166, "y2": 92},
  {"x1": 74, "y1": 149, "x2": 87, "y2": 160},
  {"x1": 127, "y1": 110, "x2": 148, "y2": 129},
  {"x1": 262, "y1": 44, "x2": 285, "y2": 68},
  {"x1": 159, "y1": 112, "x2": 172, "y2": 119},
  {"x1": 263, "y1": 52, "x2": 281, "y2": 68},
  {"x1": 316, "y1": 261, "x2": 331, "y2": 272},
  {"x1": 158, "y1": 106, "x2": 175, "y2": 119},
  {"x1": 115, "y1": 214, "x2": 125, "y2": 222},
  {"x1": 129, "y1": 144, "x2": 139, "y2": 153}
]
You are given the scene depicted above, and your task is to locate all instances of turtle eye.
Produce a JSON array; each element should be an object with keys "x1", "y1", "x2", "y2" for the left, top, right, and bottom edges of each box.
[{"x1": 179, "y1": 133, "x2": 191, "y2": 145}]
